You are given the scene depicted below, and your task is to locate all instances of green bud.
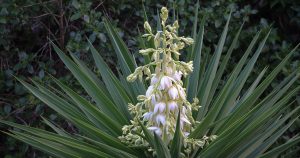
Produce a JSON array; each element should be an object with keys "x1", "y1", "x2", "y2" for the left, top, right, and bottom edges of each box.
[
  {"x1": 127, "y1": 73, "x2": 137, "y2": 82},
  {"x1": 160, "y1": 7, "x2": 168, "y2": 24},
  {"x1": 137, "y1": 95, "x2": 147, "y2": 101},
  {"x1": 144, "y1": 21, "x2": 152, "y2": 33},
  {"x1": 139, "y1": 48, "x2": 155, "y2": 55},
  {"x1": 173, "y1": 20, "x2": 179, "y2": 29},
  {"x1": 178, "y1": 42, "x2": 185, "y2": 49},
  {"x1": 144, "y1": 67, "x2": 151, "y2": 77},
  {"x1": 154, "y1": 32, "x2": 161, "y2": 48},
  {"x1": 182, "y1": 37, "x2": 194, "y2": 45}
]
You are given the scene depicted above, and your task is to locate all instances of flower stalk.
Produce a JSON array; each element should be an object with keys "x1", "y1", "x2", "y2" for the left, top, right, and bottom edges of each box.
[{"x1": 120, "y1": 7, "x2": 215, "y2": 156}]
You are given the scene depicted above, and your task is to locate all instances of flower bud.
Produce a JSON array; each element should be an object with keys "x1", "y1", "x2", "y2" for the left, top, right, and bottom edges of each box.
[
  {"x1": 154, "y1": 32, "x2": 161, "y2": 48},
  {"x1": 173, "y1": 20, "x2": 179, "y2": 29},
  {"x1": 144, "y1": 67, "x2": 151, "y2": 77},
  {"x1": 160, "y1": 7, "x2": 168, "y2": 24},
  {"x1": 144, "y1": 21, "x2": 152, "y2": 33},
  {"x1": 127, "y1": 73, "x2": 137, "y2": 82},
  {"x1": 139, "y1": 48, "x2": 155, "y2": 55},
  {"x1": 178, "y1": 87, "x2": 186, "y2": 99},
  {"x1": 182, "y1": 37, "x2": 194, "y2": 45}
]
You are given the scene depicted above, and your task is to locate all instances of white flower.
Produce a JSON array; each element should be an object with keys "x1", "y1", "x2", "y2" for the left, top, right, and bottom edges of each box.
[
  {"x1": 148, "y1": 126, "x2": 162, "y2": 135},
  {"x1": 156, "y1": 114, "x2": 166, "y2": 125},
  {"x1": 172, "y1": 71, "x2": 182, "y2": 81},
  {"x1": 154, "y1": 102, "x2": 166, "y2": 114},
  {"x1": 168, "y1": 86, "x2": 179, "y2": 100},
  {"x1": 159, "y1": 76, "x2": 172, "y2": 90},
  {"x1": 180, "y1": 115, "x2": 191, "y2": 124},
  {"x1": 182, "y1": 106, "x2": 186, "y2": 113},
  {"x1": 151, "y1": 75, "x2": 159, "y2": 85},
  {"x1": 184, "y1": 132, "x2": 190, "y2": 137},
  {"x1": 151, "y1": 95, "x2": 157, "y2": 104},
  {"x1": 143, "y1": 112, "x2": 153, "y2": 121},
  {"x1": 146, "y1": 85, "x2": 154, "y2": 97},
  {"x1": 167, "y1": 101, "x2": 178, "y2": 112},
  {"x1": 151, "y1": 93, "x2": 162, "y2": 105}
]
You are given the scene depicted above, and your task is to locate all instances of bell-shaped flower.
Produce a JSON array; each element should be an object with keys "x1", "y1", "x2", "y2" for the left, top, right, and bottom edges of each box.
[
  {"x1": 151, "y1": 75, "x2": 159, "y2": 85},
  {"x1": 184, "y1": 132, "x2": 190, "y2": 137},
  {"x1": 151, "y1": 95, "x2": 157, "y2": 105},
  {"x1": 159, "y1": 76, "x2": 172, "y2": 90},
  {"x1": 172, "y1": 71, "x2": 182, "y2": 81},
  {"x1": 180, "y1": 114, "x2": 191, "y2": 124},
  {"x1": 168, "y1": 86, "x2": 179, "y2": 100},
  {"x1": 148, "y1": 126, "x2": 162, "y2": 136},
  {"x1": 143, "y1": 112, "x2": 153, "y2": 121},
  {"x1": 167, "y1": 101, "x2": 178, "y2": 112},
  {"x1": 146, "y1": 85, "x2": 154, "y2": 97},
  {"x1": 156, "y1": 114, "x2": 166, "y2": 125},
  {"x1": 154, "y1": 102, "x2": 166, "y2": 114}
]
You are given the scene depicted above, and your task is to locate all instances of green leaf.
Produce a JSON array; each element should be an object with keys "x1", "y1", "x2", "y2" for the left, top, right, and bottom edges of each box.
[
  {"x1": 259, "y1": 136, "x2": 300, "y2": 158},
  {"x1": 154, "y1": 133, "x2": 171, "y2": 158},
  {"x1": 50, "y1": 75, "x2": 122, "y2": 136},
  {"x1": 205, "y1": 22, "x2": 245, "y2": 110},
  {"x1": 170, "y1": 112, "x2": 182, "y2": 158},
  {"x1": 87, "y1": 40, "x2": 133, "y2": 120},
  {"x1": 217, "y1": 30, "x2": 270, "y2": 119},
  {"x1": 196, "y1": 11, "x2": 232, "y2": 120},
  {"x1": 219, "y1": 43, "x2": 300, "y2": 131},
  {"x1": 42, "y1": 117, "x2": 70, "y2": 137},
  {"x1": 51, "y1": 42, "x2": 128, "y2": 124},
  {"x1": 103, "y1": 18, "x2": 145, "y2": 96},
  {"x1": 186, "y1": 14, "x2": 206, "y2": 101}
]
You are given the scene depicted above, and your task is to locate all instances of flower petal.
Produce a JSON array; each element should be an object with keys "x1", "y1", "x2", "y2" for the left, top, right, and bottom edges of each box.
[
  {"x1": 154, "y1": 102, "x2": 166, "y2": 114},
  {"x1": 168, "y1": 101, "x2": 178, "y2": 111},
  {"x1": 156, "y1": 114, "x2": 166, "y2": 125},
  {"x1": 168, "y1": 86, "x2": 179, "y2": 100},
  {"x1": 151, "y1": 75, "x2": 159, "y2": 85},
  {"x1": 146, "y1": 85, "x2": 154, "y2": 97},
  {"x1": 159, "y1": 76, "x2": 172, "y2": 90}
]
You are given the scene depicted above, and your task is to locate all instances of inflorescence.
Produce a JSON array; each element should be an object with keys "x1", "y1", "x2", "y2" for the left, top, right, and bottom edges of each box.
[{"x1": 119, "y1": 7, "x2": 216, "y2": 157}]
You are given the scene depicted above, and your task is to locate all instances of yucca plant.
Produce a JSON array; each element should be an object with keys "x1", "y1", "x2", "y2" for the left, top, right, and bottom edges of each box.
[{"x1": 1, "y1": 6, "x2": 300, "y2": 158}]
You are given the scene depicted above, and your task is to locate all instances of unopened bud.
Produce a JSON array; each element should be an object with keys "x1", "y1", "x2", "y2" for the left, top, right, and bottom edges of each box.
[
  {"x1": 139, "y1": 48, "x2": 155, "y2": 55},
  {"x1": 144, "y1": 21, "x2": 152, "y2": 33},
  {"x1": 182, "y1": 37, "x2": 194, "y2": 45},
  {"x1": 154, "y1": 32, "x2": 161, "y2": 48},
  {"x1": 173, "y1": 20, "x2": 179, "y2": 29},
  {"x1": 127, "y1": 73, "x2": 137, "y2": 82},
  {"x1": 144, "y1": 67, "x2": 151, "y2": 77},
  {"x1": 160, "y1": 7, "x2": 168, "y2": 24}
]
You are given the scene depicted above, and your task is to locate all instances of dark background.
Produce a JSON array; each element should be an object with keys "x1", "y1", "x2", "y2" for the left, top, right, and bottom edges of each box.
[{"x1": 0, "y1": 0, "x2": 299, "y2": 157}]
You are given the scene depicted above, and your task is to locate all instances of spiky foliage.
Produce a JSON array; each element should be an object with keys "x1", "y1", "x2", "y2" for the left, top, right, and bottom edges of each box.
[{"x1": 1, "y1": 6, "x2": 300, "y2": 158}]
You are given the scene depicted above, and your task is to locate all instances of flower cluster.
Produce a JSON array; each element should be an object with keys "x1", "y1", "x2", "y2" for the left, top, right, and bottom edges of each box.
[{"x1": 119, "y1": 7, "x2": 216, "y2": 156}]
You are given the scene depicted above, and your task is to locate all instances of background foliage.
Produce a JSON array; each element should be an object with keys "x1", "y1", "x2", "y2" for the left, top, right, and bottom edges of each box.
[{"x1": 0, "y1": 0, "x2": 299, "y2": 157}]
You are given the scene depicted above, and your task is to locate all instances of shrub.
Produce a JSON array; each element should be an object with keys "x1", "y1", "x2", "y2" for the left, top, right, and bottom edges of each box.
[{"x1": 1, "y1": 6, "x2": 299, "y2": 157}]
